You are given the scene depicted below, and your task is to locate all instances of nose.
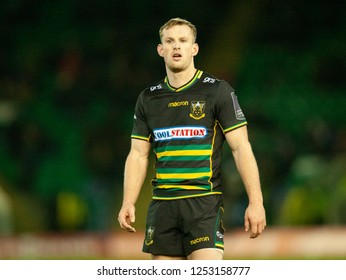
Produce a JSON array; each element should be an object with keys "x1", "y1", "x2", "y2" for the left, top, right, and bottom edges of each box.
[{"x1": 173, "y1": 42, "x2": 180, "y2": 49}]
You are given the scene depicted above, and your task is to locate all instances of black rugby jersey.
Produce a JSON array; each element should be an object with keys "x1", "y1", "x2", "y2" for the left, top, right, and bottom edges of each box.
[{"x1": 131, "y1": 70, "x2": 247, "y2": 200}]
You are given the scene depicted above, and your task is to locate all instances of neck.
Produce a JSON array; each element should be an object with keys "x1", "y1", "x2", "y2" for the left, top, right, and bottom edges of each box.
[{"x1": 165, "y1": 65, "x2": 197, "y2": 88}]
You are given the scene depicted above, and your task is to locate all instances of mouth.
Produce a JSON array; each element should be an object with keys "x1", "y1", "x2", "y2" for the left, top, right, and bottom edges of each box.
[{"x1": 172, "y1": 53, "x2": 182, "y2": 60}]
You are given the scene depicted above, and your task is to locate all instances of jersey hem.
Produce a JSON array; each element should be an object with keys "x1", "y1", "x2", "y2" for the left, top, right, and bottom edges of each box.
[{"x1": 152, "y1": 191, "x2": 222, "y2": 200}]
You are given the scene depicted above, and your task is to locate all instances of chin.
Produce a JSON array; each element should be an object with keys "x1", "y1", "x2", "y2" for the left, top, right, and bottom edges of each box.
[{"x1": 168, "y1": 65, "x2": 185, "y2": 73}]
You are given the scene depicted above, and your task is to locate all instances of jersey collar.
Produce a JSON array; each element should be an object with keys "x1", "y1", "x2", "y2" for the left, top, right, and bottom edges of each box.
[{"x1": 164, "y1": 70, "x2": 203, "y2": 92}]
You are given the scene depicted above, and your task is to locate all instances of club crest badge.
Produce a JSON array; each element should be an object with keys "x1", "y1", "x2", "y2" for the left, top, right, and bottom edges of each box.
[
  {"x1": 189, "y1": 101, "x2": 206, "y2": 120},
  {"x1": 145, "y1": 226, "x2": 155, "y2": 246}
]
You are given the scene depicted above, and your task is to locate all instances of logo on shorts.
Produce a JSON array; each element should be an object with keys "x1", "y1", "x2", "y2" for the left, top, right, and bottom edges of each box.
[
  {"x1": 190, "y1": 101, "x2": 206, "y2": 120},
  {"x1": 216, "y1": 231, "x2": 224, "y2": 239},
  {"x1": 190, "y1": 236, "x2": 210, "y2": 245},
  {"x1": 145, "y1": 226, "x2": 155, "y2": 246}
]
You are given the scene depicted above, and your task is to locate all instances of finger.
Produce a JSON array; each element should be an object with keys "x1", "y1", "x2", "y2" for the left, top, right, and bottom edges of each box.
[
  {"x1": 251, "y1": 222, "x2": 265, "y2": 238},
  {"x1": 250, "y1": 229, "x2": 258, "y2": 238},
  {"x1": 257, "y1": 223, "x2": 263, "y2": 234},
  {"x1": 263, "y1": 221, "x2": 267, "y2": 231},
  {"x1": 129, "y1": 211, "x2": 135, "y2": 223},
  {"x1": 250, "y1": 233, "x2": 259, "y2": 239},
  {"x1": 250, "y1": 230, "x2": 259, "y2": 238},
  {"x1": 125, "y1": 215, "x2": 136, "y2": 232},
  {"x1": 257, "y1": 220, "x2": 266, "y2": 233},
  {"x1": 249, "y1": 223, "x2": 260, "y2": 239},
  {"x1": 244, "y1": 218, "x2": 250, "y2": 232},
  {"x1": 125, "y1": 225, "x2": 136, "y2": 232},
  {"x1": 120, "y1": 220, "x2": 136, "y2": 232},
  {"x1": 118, "y1": 214, "x2": 136, "y2": 232}
]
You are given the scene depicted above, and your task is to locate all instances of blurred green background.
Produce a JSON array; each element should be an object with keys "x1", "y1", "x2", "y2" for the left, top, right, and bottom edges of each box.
[{"x1": 0, "y1": 0, "x2": 345, "y2": 235}]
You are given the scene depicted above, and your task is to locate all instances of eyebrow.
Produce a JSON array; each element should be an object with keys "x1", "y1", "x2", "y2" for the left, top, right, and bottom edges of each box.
[{"x1": 164, "y1": 36, "x2": 189, "y2": 41}]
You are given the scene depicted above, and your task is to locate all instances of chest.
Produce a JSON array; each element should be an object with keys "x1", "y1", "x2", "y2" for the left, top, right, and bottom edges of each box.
[{"x1": 145, "y1": 91, "x2": 215, "y2": 130}]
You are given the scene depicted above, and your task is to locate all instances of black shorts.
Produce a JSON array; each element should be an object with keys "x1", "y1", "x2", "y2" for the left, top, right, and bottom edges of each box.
[{"x1": 142, "y1": 195, "x2": 225, "y2": 257}]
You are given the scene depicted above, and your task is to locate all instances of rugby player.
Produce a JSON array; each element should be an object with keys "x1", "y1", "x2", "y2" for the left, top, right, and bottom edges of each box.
[{"x1": 118, "y1": 18, "x2": 266, "y2": 260}]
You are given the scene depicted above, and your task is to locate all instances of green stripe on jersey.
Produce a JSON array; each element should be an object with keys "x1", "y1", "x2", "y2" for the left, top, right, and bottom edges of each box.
[
  {"x1": 156, "y1": 167, "x2": 210, "y2": 174},
  {"x1": 154, "y1": 184, "x2": 211, "y2": 190},
  {"x1": 154, "y1": 144, "x2": 212, "y2": 153},
  {"x1": 159, "y1": 155, "x2": 210, "y2": 161},
  {"x1": 154, "y1": 143, "x2": 213, "y2": 186}
]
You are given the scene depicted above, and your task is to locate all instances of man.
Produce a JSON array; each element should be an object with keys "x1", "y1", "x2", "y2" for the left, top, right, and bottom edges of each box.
[{"x1": 118, "y1": 18, "x2": 266, "y2": 260}]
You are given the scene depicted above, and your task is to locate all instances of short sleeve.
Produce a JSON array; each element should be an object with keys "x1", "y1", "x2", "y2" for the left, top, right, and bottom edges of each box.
[
  {"x1": 215, "y1": 81, "x2": 247, "y2": 133},
  {"x1": 131, "y1": 93, "x2": 152, "y2": 142}
]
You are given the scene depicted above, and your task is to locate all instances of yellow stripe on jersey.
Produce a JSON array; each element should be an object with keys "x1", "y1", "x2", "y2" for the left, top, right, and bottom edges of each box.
[
  {"x1": 165, "y1": 70, "x2": 203, "y2": 92},
  {"x1": 155, "y1": 149, "x2": 212, "y2": 159},
  {"x1": 156, "y1": 172, "x2": 212, "y2": 180},
  {"x1": 131, "y1": 134, "x2": 151, "y2": 141},
  {"x1": 215, "y1": 242, "x2": 224, "y2": 249},
  {"x1": 152, "y1": 192, "x2": 222, "y2": 200},
  {"x1": 155, "y1": 185, "x2": 209, "y2": 190},
  {"x1": 218, "y1": 121, "x2": 248, "y2": 134}
]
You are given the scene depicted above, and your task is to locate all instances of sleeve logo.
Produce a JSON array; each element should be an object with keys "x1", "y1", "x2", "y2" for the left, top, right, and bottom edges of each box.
[{"x1": 230, "y1": 92, "x2": 246, "y2": 120}]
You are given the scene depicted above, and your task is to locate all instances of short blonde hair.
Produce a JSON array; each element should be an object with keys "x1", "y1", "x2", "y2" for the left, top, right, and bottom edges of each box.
[{"x1": 159, "y1": 18, "x2": 197, "y2": 42}]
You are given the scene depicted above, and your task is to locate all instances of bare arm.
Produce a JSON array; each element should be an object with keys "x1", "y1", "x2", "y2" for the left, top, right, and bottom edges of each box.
[
  {"x1": 118, "y1": 138, "x2": 151, "y2": 232},
  {"x1": 225, "y1": 126, "x2": 266, "y2": 238}
]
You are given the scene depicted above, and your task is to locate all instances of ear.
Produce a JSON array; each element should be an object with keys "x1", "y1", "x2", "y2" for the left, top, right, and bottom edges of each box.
[
  {"x1": 192, "y1": 43, "x2": 199, "y2": 57},
  {"x1": 157, "y1": 44, "x2": 164, "y2": 57}
]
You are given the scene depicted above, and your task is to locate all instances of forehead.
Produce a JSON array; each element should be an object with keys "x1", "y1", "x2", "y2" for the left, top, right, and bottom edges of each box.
[{"x1": 161, "y1": 24, "x2": 194, "y2": 38}]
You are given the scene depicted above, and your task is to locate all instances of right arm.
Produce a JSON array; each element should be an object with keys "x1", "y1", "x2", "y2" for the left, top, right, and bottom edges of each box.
[{"x1": 118, "y1": 138, "x2": 151, "y2": 232}]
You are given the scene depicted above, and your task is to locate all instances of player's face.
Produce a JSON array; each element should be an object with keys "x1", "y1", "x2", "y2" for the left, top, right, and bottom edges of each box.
[{"x1": 157, "y1": 25, "x2": 199, "y2": 73}]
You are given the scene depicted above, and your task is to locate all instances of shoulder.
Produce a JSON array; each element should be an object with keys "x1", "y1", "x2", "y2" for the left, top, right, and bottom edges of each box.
[
  {"x1": 140, "y1": 79, "x2": 165, "y2": 96},
  {"x1": 200, "y1": 71, "x2": 235, "y2": 93}
]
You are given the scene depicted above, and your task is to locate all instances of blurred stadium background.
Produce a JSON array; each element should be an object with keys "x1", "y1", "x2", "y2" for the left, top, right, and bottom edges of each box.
[{"x1": 0, "y1": 0, "x2": 345, "y2": 259}]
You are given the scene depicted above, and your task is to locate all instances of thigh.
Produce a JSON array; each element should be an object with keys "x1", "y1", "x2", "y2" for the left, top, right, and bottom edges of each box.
[
  {"x1": 182, "y1": 195, "x2": 225, "y2": 256},
  {"x1": 142, "y1": 200, "x2": 185, "y2": 257},
  {"x1": 188, "y1": 248, "x2": 223, "y2": 260}
]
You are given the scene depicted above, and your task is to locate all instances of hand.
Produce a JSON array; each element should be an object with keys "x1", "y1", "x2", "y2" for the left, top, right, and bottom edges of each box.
[
  {"x1": 118, "y1": 203, "x2": 136, "y2": 232},
  {"x1": 244, "y1": 203, "x2": 266, "y2": 239}
]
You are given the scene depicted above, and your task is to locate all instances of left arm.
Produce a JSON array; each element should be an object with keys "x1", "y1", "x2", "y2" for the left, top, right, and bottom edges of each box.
[{"x1": 225, "y1": 126, "x2": 266, "y2": 238}]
